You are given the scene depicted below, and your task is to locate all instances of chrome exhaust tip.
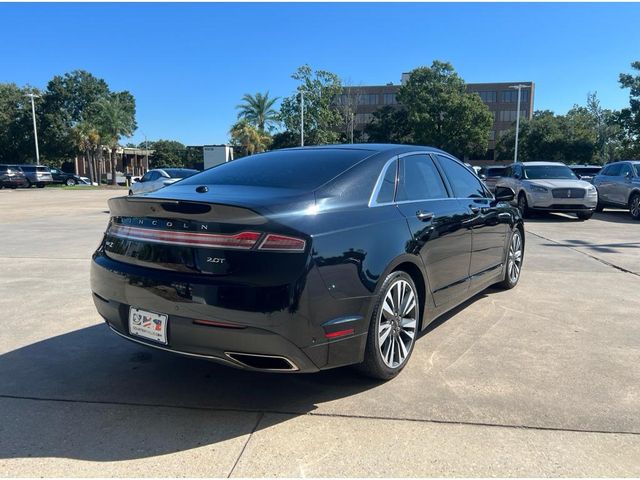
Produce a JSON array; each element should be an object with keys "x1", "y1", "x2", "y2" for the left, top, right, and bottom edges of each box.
[{"x1": 225, "y1": 352, "x2": 298, "y2": 371}]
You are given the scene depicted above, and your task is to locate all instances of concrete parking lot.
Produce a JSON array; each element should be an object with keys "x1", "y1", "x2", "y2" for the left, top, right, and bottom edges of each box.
[{"x1": 0, "y1": 188, "x2": 639, "y2": 477}]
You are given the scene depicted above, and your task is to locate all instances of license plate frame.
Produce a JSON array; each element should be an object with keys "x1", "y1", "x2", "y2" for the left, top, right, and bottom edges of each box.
[{"x1": 128, "y1": 307, "x2": 168, "y2": 345}]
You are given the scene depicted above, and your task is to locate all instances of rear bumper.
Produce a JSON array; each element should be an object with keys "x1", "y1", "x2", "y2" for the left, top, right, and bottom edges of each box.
[{"x1": 90, "y1": 253, "x2": 370, "y2": 373}]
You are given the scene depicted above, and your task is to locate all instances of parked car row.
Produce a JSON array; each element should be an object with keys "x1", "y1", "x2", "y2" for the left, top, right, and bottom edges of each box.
[
  {"x1": 129, "y1": 168, "x2": 200, "y2": 195},
  {"x1": 475, "y1": 160, "x2": 640, "y2": 220}
]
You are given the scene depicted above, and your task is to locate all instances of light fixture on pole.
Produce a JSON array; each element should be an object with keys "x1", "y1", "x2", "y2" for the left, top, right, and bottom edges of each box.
[
  {"x1": 299, "y1": 90, "x2": 305, "y2": 147},
  {"x1": 26, "y1": 93, "x2": 41, "y2": 165},
  {"x1": 508, "y1": 84, "x2": 530, "y2": 163}
]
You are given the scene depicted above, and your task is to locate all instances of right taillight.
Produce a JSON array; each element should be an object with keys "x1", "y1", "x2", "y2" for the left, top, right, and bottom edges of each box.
[{"x1": 258, "y1": 234, "x2": 306, "y2": 252}]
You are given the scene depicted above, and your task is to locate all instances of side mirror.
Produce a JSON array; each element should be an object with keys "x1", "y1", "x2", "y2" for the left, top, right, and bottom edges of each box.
[
  {"x1": 134, "y1": 178, "x2": 141, "y2": 183},
  {"x1": 494, "y1": 186, "x2": 515, "y2": 203}
]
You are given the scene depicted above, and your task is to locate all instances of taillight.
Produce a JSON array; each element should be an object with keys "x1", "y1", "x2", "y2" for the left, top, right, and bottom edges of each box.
[
  {"x1": 107, "y1": 224, "x2": 306, "y2": 252},
  {"x1": 258, "y1": 234, "x2": 306, "y2": 252},
  {"x1": 109, "y1": 225, "x2": 261, "y2": 250}
]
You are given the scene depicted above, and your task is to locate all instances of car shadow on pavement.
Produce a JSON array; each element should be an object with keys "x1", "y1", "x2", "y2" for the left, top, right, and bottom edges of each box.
[
  {"x1": 593, "y1": 210, "x2": 638, "y2": 224},
  {"x1": 0, "y1": 322, "x2": 392, "y2": 463}
]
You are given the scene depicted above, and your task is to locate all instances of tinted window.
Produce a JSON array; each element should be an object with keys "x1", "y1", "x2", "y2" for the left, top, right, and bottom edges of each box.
[
  {"x1": 36, "y1": 166, "x2": 50, "y2": 172},
  {"x1": 486, "y1": 167, "x2": 506, "y2": 177},
  {"x1": 21, "y1": 166, "x2": 35, "y2": 172},
  {"x1": 141, "y1": 172, "x2": 153, "y2": 182},
  {"x1": 149, "y1": 171, "x2": 161, "y2": 181},
  {"x1": 620, "y1": 164, "x2": 633, "y2": 177},
  {"x1": 375, "y1": 160, "x2": 397, "y2": 204},
  {"x1": 436, "y1": 155, "x2": 486, "y2": 198},
  {"x1": 396, "y1": 155, "x2": 448, "y2": 202},
  {"x1": 182, "y1": 149, "x2": 373, "y2": 190},
  {"x1": 633, "y1": 164, "x2": 640, "y2": 176},
  {"x1": 163, "y1": 169, "x2": 199, "y2": 179},
  {"x1": 523, "y1": 165, "x2": 576, "y2": 180},
  {"x1": 603, "y1": 164, "x2": 622, "y2": 176}
]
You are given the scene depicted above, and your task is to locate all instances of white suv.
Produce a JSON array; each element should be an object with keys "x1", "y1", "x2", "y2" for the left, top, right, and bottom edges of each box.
[{"x1": 496, "y1": 161, "x2": 598, "y2": 220}]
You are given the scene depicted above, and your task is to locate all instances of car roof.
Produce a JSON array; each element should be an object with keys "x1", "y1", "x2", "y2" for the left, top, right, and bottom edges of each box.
[{"x1": 278, "y1": 143, "x2": 455, "y2": 158}]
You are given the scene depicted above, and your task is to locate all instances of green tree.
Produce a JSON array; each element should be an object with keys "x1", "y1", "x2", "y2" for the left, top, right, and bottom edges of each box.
[
  {"x1": 0, "y1": 83, "x2": 40, "y2": 163},
  {"x1": 96, "y1": 92, "x2": 137, "y2": 185},
  {"x1": 617, "y1": 61, "x2": 640, "y2": 157},
  {"x1": 365, "y1": 106, "x2": 412, "y2": 144},
  {"x1": 147, "y1": 139, "x2": 187, "y2": 168},
  {"x1": 40, "y1": 70, "x2": 111, "y2": 162},
  {"x1": 397, "y1": 61, "x2": 493, "y2": 158},
  {"x1": 229, "y1": 120, "x2": 271, "y2": 155},
  {"x1": 236, "y1": 92, "x2": 279, "y2": 132},
  {"x1": 279, "y1": 65, "x2": 344, "y2": 146},
  {"x1": 72, "y1": 121, "x2": 101, "y2": 183}
]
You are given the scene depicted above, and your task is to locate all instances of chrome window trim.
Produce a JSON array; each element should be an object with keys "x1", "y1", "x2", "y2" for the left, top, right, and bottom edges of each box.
[{"x1": 368, "y1": 156, "x2": 399, "y2": 207}]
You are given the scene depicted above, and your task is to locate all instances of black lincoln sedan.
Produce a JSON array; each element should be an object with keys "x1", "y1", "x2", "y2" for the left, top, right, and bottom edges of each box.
[{"x1": 91, "y1": 145, "x2": 523, "y2": 379}]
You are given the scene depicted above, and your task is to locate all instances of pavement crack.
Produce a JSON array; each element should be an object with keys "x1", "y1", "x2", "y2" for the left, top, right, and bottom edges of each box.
[
  {"x1": 527, "y1": 230, "x2": 640, "y2": 278},
  {"x1": 227, "y1": 410, "x2": 264, "y2": 478},
  {"x1": 1, "y1": 393, "x2": 638, "y2": 437}
]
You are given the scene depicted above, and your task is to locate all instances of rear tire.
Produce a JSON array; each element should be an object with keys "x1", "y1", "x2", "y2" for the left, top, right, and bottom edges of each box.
[
  {"x1": 577, "y1": 211, "x2": 593, "y2": 221},
  {"x1": 65, "y1": 177, "x2": 77, "y2": 186},
  {"x1": 25, "y1": 180, "x2": 32, "y2": 188},
  {"x1": 630, "y1": 193, "x2": 640, "y2": 220},
  {"x1": 496, "y1": 228, "x2": 524, "y2": 290},
  {"x1": 358, "y1": 271, "x2": 419, "y2": 380}
]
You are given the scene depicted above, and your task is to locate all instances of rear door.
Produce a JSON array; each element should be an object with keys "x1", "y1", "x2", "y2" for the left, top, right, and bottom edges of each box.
[
  {"x1": 611, "y1": 163, "x2": 634, "y2": 205},
  {"x1": 434, "y1": 154, "x2": 509, "y2": 287},
  {"x1": 596, "y1": 164, "x2": 621, "y2": 204},
  {"x1": 394, "y1": 153, "x2": 472, "y2": 307}
]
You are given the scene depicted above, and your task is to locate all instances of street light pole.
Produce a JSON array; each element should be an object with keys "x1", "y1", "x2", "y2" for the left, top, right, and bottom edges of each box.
[
  {"x1": 300, "y1": 90, "x2": 304, "y2": 147},
  {"x1": 26, "y1": 93, "x2": 41, "y2": 165},
  {"x1": 509, "y1": 84, "x2": 529, "y2": 163}
]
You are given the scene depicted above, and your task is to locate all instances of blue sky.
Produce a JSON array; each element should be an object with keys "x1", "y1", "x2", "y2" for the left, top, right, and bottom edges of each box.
[{"x1": 1, "y1": 2, "x2": 639, "y2": 146}]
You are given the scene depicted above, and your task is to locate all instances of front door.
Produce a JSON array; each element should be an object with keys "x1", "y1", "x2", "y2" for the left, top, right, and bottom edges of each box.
[{"x1": 433, "y1": 154, "x2": 509, "y2": 287}]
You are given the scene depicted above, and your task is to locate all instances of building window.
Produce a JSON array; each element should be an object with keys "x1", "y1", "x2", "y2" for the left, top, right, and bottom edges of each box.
[
  {"x1": 477, "y1": 91, "x2": 497, "y2": 103},
  {"x1": 498, "y1": 110, "x2": 528, "y2": 122},
  {"x1": 355, "y1": 113, "x2": 374, "y2": 124},
  {"x1": 488, "y1": 130, "x2": 495, "y2": 141},
  {"x1": 383, "y1": 93, "x2": 397, "y2": 105},
  {"x1": 501, "y1": 89, "x2": 530, "y2": 103},
  {"x1": 357, "y1": 94, "x2": 379, "y2": 106}
]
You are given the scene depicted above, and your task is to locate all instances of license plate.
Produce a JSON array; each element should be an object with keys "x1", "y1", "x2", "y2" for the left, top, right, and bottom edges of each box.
[{"x1": 128, "y1": 307, "x2": 168, "y2": 344}]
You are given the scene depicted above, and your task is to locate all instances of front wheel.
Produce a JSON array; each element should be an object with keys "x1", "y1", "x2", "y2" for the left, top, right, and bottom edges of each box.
[
  {"x1": 65, "y1": 177, "x2": 77, "y2": 186},
  {"x1": 496, "y1": 228, "x2": 524, "y2": 290},
  {"x1": 358, "y1": 271, "x2": 419, "y2": 380},
  {"x1": 577, "y1": 211, "x2": 593, "y2": 221},
  {"x1": 517, "y1": 193, "x2": 531, "y2": 218},
  {"x1": 630, "y1": 193, "x2": 640, "y2": 220}
]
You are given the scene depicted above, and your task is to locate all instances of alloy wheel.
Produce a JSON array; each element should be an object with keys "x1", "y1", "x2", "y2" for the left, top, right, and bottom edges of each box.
[
  {"x1": 631, "y1": 195, "x2": 640, "y2": 218},
  {"x1": 507, "y1": 230, "x2": 523, "y2": 284},
  {"x1": 378, "y1": 279, "x2": 417, "y2": 369}
]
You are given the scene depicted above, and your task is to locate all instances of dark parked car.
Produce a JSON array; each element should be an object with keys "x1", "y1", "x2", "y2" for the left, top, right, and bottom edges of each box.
[
  {"x1": 478, "y1": 165, "x2": 507, "y2": 192},
  {"x1": 11, "y1": 164, "x2": 53, "y2": 188},
  {"x1": 568, "y1": 164, "x2": 602, "y2": 184},
  {"x1": 592, "y1": 160, "x2": 640, "y2": 220},
  {"x1": 0, "y1": 164, "x2": 29, "y2": 189},
  {"x1": 91, "y1": 145, "x2": 524, "y2": 379},
  {"x1": 49, "y1": 167, "x2": 83, "y2": 186}
]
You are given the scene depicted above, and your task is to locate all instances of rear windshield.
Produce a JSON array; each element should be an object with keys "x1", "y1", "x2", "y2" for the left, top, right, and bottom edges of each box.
[
  {"x1": 181, "y1": 149, "x2": 374, "y2": 190},
  {"x1": 485, "y1": 167, "x2": 506, "y2": 177},
  {"x1": 524, "y1": 165, "x2": 577, "y2": 180},
  {"x1": 163, "y1": 168, "x2": 199, "y2": 179}
]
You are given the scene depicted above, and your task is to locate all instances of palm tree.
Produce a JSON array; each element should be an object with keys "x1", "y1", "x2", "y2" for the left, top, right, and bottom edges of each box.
[
  {"x1": 236, "y1": 92, "x2": 279, "y2": 132},
  {"x1": 96, "y1": 92, "x2": 137, "y2": 185},
  {"x1": 229, "y1": 120, "x2": 271, "y2": 155},
  {"x1": 72, "y1": 121, "x2": 100, "y2": 184}
]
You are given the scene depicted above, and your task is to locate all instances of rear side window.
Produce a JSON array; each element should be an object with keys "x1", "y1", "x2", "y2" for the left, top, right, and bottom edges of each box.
[
  {"x1": 181, "y1": 149, "x2": 374, "y2": 190},
  {"x1": 486, "y1": 167, "x2": 506, "y2": 177},
  {"x1": 21, "y1": 166, "x2": 35, "y2": 172},
  {"x1": 396, "y1": 154, "x2": 448, "y2": 201},
  {"x1": 435, "y1": 155, "x2": 487, "y2": 198},
  {"x1": 620, "y1": 164, "x2": 633, "y2": 177},
  {"x1": 375, "y1": 160, "x2": 397, "y2": 204},
  {"x1": 36, "y1": 166, "x2": 49, "y2": 172}
]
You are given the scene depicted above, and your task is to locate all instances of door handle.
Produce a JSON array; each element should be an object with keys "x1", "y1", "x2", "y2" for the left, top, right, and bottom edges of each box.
[{"x1": 416, "y1": 210, "x2": 434, "y2": 222}]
